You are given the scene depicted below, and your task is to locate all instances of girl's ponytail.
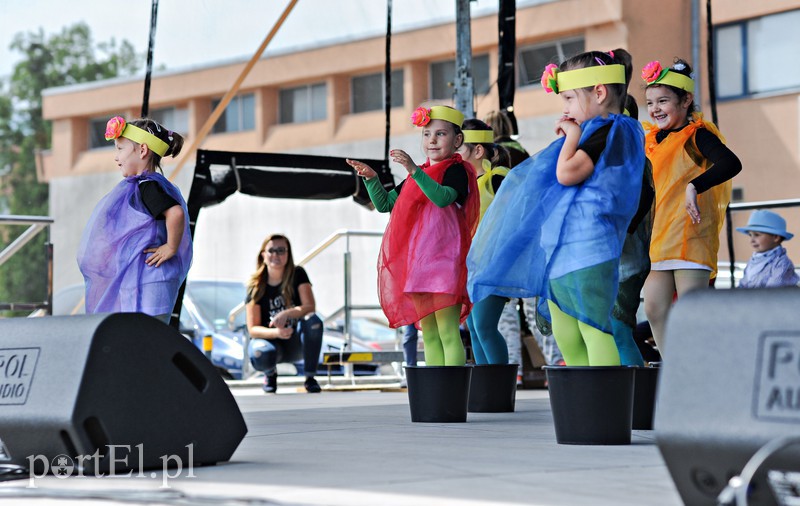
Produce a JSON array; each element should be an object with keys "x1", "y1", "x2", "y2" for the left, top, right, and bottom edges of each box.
[
  {"x1": 128, "y1": 118, "x2": 186, "y2": 172},
  {"x1": 164, "y1": 131, "x2": 185, "y2": 158},
  {"x1": 490, "y1": 144, "x2": 511, "y2": 168},
  {"x1": 609, "y1": 48, "x2": 633, "y2": 87}
]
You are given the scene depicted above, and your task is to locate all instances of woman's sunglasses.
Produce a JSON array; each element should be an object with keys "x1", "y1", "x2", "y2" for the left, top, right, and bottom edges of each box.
[{"x1": 266, "y1": 247, "x2": 287, "y2": 255}]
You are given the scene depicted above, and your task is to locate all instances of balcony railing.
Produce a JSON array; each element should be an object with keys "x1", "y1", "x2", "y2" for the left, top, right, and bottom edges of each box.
[{"x1": 0, "y1": 215, "x2": 54, "y2": 314}]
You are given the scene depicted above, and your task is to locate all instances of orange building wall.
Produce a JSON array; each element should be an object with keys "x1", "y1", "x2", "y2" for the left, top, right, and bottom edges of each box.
[{"x1": 39, "y1": 0, "x2": 800, "y2": 283}]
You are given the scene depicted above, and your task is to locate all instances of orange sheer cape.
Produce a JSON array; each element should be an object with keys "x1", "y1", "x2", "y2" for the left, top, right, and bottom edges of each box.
[{"x1": 644, "y1": 114, "x2": 731, "y2": 276}]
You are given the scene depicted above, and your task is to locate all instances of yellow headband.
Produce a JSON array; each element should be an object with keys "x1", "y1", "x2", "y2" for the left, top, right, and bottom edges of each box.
[
  {"x1": 463, "y1": 130, "x2": 494, "y2": 144},
  {"x1": 650, "y1": 70, "x2": 695, "y2": 93},
  {"x1": 122, "y1": 124, "x2": 169, "y2": 157},
  {"x1": 557, "y1": 65, "x2": 626, "y2": 92},
  {"x1": 641, "y1": 61, "x2": 695, "y2": 93},
  {"x1": 105, "y1": 116, "x2": 169, "y2": 157},
  {"x1": 429, "y1": 106, "x2": 464, "y2": 127}
]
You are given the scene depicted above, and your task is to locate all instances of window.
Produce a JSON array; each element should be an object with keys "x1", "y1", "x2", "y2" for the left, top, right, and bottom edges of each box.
[
  {"x1": 88, "y1": 116, "x2": 116, "y2": 149},
  {"x1": 279, "y1": 83, "x2": 327, "y2": 124},
  {"x1": 518, "y1": 37, "x2": 585, "y2": 87},
  {"x1": 211, "y1": 93, "x2": 255, "y2": 134},
  {"x1": 150, "y1": 106, "x2": 189, "y2": 135},
  {"x1": 351, "y1": 70, "x2": 404, "y2": 113},
  {"x1": 429, "y1": 54, "x2": 490, "y2": 100},
  {"x1": 716, "y1": 9, "x2": 800, "y2": 99}
]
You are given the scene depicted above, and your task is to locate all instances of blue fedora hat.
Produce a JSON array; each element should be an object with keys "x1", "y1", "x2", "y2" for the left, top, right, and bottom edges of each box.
[{"x1": 736, "y1": 209, "x2": 793, "y2": 240}]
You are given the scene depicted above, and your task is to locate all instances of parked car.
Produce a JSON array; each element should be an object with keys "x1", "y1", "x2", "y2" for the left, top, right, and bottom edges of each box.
[
  {"x1": 324, "y1": 317, "x2": 426, "y2": 355},
  {"x1": 47, "y1": 281, "x2": 380, "y2": 380},
  {"x1": 325, "y1": 317, "x2": 398, "y2": 351}
]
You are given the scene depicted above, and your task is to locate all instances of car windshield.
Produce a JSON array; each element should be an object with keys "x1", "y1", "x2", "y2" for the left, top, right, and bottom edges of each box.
[{"x1": 187, "y1": 281, "x2": 247, "y2": 331}]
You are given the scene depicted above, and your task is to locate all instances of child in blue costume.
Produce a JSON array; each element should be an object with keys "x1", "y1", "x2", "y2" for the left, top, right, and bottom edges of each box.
[
  {"x1": 467, "y1": 49, "x2": 645, "y2": 366},
  {"x1": 77, "y1": 117, "x2": 193, "y2": 323},
  {"x1": 460, "y1": 119, "x2": 515, "y2": 365}
]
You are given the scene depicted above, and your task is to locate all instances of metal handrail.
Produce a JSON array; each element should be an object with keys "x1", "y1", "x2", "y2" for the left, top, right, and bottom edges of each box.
[
  {"x1": 0, "y1": 215, "x2": 54, "y2": 314},
  {"x1": 728, "y1": 198, "x2": 800, "y2": 212},
  {"x1": 296, "y1": 229, "x2": 384, "y2": 267},
  {"x1": 228, "y1": 229, "x2": 384, "y2": 378}
]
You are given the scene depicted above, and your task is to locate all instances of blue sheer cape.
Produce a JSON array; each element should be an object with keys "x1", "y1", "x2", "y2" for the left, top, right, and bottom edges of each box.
[
  {"x1": 77, "y1": 172, "x2": 193, "y2": 315},
  {"x1": 467, "y1": 114, "x2": 645, "y2": 331}
]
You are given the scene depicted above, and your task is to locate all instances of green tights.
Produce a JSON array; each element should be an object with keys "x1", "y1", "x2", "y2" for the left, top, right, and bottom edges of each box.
[
  {"x1": 547, "y1": 301, "x2": 620, "y2": 366},
  {"x1": 419, "y1": 304, "x2": 465, "y2": 366}
]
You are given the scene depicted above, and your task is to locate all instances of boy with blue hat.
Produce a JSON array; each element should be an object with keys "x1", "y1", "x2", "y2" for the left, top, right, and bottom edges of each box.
[{"x1": 736, "y1": 210, "x2": 800, "y2": 288}]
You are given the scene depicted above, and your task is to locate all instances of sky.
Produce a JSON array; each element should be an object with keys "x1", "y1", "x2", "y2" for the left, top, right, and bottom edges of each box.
[{"x1": 0, "y1": 0, "x2": 519, "y2": 80}]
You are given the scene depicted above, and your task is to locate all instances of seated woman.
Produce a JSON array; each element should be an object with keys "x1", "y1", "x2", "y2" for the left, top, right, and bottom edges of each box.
[{"x1": 246, "y1": 234, "x2": 324, "y2": 393}]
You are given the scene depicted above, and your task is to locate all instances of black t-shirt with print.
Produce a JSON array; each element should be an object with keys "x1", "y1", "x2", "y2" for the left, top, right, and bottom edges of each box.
[{"x1": 247, "y1": 267, "x2": 311, "y2": 329}]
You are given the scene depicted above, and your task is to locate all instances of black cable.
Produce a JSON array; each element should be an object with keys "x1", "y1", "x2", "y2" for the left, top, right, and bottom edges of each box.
[
  {"x1": 141, "y1": 0, "x2": 159, "y2": 118},
  {"x1": 497, "y1": 0, "x2": 518, "y2": 134},
  {"x1": 0, "y1": 464, "x2": 29, "y2": 481},
  {"x1": 705, "y1": 0, "x2": 736, "y2": 286},
  {"x1": 383, "y1": 0, "x2": 392, "y2": 165},
  {"x1": 716, "y1": 436, "x2": 800, "y2": 505},
  {"x1": 0, "y1": 486, "x2": 289, "y2": 505}
]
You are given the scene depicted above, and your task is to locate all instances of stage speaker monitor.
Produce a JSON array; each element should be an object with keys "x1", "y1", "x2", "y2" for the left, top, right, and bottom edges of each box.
[
  {"x1": 0, "y1": 313, "x2": 248, "y2": 475},
  {"x1": 655, "y1": 288, "x2": 800, "y2": 506}
]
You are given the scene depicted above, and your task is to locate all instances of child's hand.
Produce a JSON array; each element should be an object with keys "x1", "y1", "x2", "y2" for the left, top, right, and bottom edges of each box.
[
  {"x1": 685, "y1": 183, "x2": 701, "y2": 224},
  {"x1": 390, "y1": 149, "x2": 418, "y2": 175},
  {"x1": 144, "y1": 244, "x2": 176, "y2": 267},
  {"x1": 555, "y1": 116, "x2": 580, "y2": 137},
  {"x1": 346, "y1": 159, "x2": 377, "y2": 179},
  {"x1": 555, "y1": 116, "x2": 581, "y2": 137}
]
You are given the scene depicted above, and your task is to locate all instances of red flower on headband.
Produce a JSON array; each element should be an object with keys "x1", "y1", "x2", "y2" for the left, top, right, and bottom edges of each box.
[
  {"x1": 105, "y1": 116, "x2": 126, "y2": 140},
  {"x1": 641, "y1": 61, "x2": 663, "y2": 84},
  {"x1": 411, "y1": 107, "x2": 431, "y2": 127},
  {"x1": 540, "y1": 64, "x2": 559, "y2": 94}
]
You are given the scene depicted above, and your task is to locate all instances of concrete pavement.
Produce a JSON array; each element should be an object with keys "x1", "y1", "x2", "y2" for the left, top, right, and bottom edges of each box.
[{"x1": 0, "y1": 376, "x2": 683, "y2": 505}]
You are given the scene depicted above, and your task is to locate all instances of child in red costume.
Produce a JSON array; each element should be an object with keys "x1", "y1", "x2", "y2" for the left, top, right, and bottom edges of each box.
[{"x1": 347, "y1": 105, "x2": 479, "y2": 366}]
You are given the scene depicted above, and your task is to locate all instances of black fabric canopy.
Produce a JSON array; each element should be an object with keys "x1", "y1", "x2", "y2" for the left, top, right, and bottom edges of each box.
[{"x1": 187, "y1": 150, "x2": 393, "y2": 220}]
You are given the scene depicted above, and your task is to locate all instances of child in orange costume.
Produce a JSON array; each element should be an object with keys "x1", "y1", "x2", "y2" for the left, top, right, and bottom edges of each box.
[{"x1": 641, "y1": 59, "x2": 741, "y2": 356}]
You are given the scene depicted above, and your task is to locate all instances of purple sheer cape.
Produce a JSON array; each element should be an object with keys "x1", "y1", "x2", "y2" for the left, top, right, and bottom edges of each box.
[{"x1": 77, "y1": 173, "x2": 193, "y2": 315}]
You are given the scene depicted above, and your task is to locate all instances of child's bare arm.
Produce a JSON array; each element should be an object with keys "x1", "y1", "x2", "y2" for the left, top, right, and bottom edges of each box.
[{"x1": 144, "y1": 205, "x2": 184, "y2": 267}]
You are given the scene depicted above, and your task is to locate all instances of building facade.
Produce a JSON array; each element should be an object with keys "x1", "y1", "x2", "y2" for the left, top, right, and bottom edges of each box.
[{"x1": 40, "y1": 0, "x2": 800, "y2": 317}]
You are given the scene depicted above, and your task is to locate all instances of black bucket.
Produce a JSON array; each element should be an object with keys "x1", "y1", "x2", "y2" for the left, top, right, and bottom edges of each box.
[
  {"x1": 405, "y1": 365, "x2": 472, "y2": 423},
  {"x1": 632, "y1": 364, "x2": 660, "y2": 430},
  {"x1": 468, "y1": 363, "x2": 518, "y2": 413},
  {"x1": 544, "y1": 365, "x2": 635, "y2": 445}
]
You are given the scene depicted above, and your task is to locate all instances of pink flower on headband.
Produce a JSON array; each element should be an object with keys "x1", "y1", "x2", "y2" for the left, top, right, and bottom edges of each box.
[
  {"x1": 411, "y1": 107, "x2": 431, "y2": 127},
  {"x1": 541, "y1": 64, "x2": 559, "y2": 94},
  {"x1": 641, "y1": 61, "x2": 663, "y2": 84},
  {"x1": 105, "y1": 116, "x2": 126, "y2": 140}
]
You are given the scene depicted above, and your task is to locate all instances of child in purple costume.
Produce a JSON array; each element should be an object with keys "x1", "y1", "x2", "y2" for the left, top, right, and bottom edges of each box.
[{"x1": 77, "y1": 117, "x2": 192, "y2": 322}]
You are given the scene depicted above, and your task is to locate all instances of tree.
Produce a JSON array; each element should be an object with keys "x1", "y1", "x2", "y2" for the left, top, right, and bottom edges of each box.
[{"x1": 0, "y1": 22, "x2": 142, "y2": 315}]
